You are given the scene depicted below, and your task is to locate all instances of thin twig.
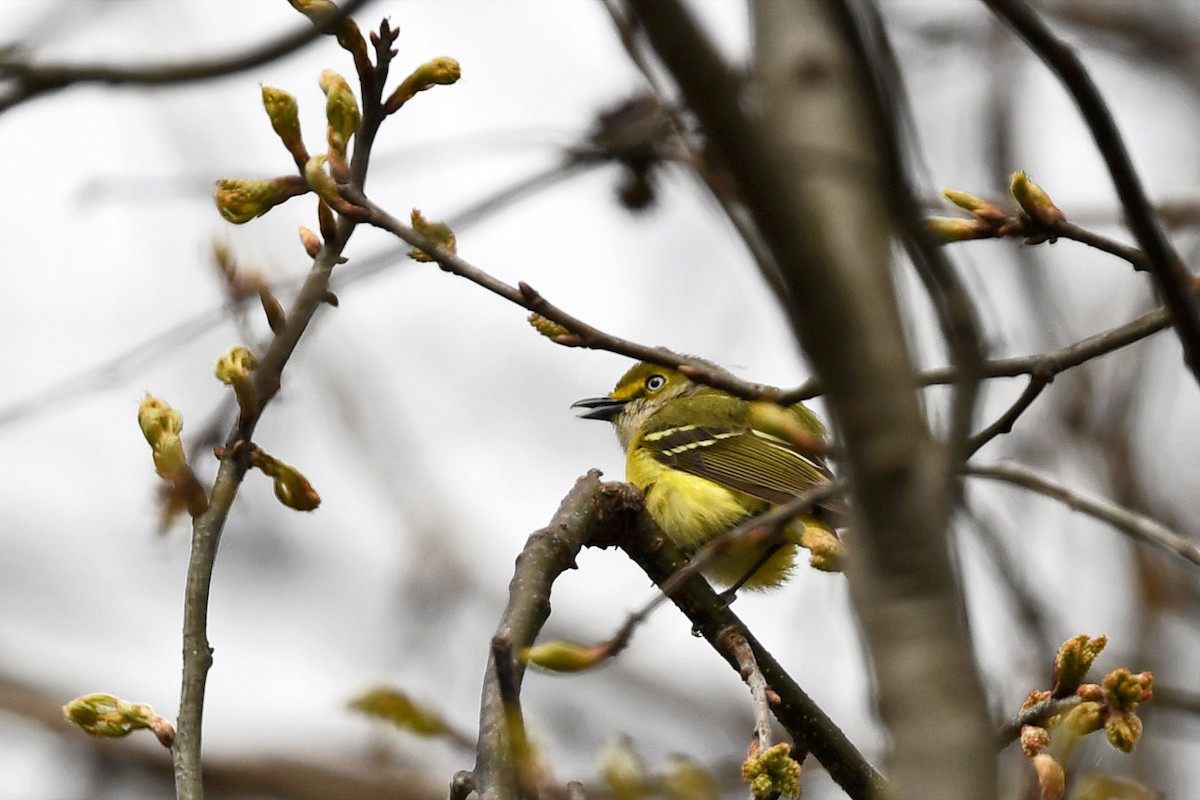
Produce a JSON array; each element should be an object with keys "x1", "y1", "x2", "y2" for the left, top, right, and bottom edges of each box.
[
  {"x1": 725, "y1": 630, "x2": 775, "y2": 754},
  {"x1": 786, "y1": 291, "x2": 1180, "y2": 402},
  {"x1": 173, "y1": 10, "x2": 394, "y2": 798},
  {"x1": 966, "y1": 373, "x2": 1051, "y2": 456},
  {"x1": 0, "y1": 0, "x2": 374, "y2": 115},
  {"x1": 342, "y1": 187, "x2": 790, "y2": 402},
  {"x1": 965, "y1": 460, "x2": 1200, "y2": 567},
  {"x1": 984, "y1": 0, "x2": 1200, "y2": 386},
  {"x1": 598, "y1": 0, "x2": 788, "y2": 303},
  {"x1": 995, "y1": 695, "x2": 1083, "y2": 748},
  {"x1": 1053, "y1": 220, "x2": 1152, "y2": 270}
]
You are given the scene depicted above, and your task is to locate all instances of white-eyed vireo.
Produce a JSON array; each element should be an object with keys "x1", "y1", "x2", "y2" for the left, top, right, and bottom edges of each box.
[{"x1": 574, "y1": 361, "x2": 845, "y2": 590}]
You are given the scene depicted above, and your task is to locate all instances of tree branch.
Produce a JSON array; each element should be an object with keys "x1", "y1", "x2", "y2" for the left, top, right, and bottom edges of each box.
[
  {"x1": 622, "y1": 0, "x2": 995, "y2": 794},
  {"x1": 984, "y1": 0, "x2": 1200, "y2": 387},
  {"x1": 0, "y1": 0, "x2": 375, "y2": 115},
  {"x1": 965, "y1": 460, "x2": 1200, "y2": 567},
  {"x1": 611, "y1": 511, "x2": 887, "y2": 800},
  {"x1": 469, "y1": 472, "x2": 642, "y2": 800}
]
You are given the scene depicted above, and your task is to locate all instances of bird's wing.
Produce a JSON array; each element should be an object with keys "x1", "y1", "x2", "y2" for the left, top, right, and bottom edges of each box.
[{"x1": 639, "y1": 423, "x2": 832, "y2": 506}]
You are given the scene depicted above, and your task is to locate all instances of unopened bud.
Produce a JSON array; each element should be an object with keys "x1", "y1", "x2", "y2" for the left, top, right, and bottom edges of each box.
[
  {"x1": 522, "y1": 640, "x2": 613, "y2": 673},
  {"x1": 261, "y1": 86, "x2": 308, "y2": 168},
  {"x1": 1020, "y1": 724, "x2": 1051, "y2": 757},
  {"x1": 63, "y1": 693, "x2": 174, "y2": 749},
  {"x1": 299, "y1": 226, "x2": 322, "y2": 258},
  {"x1": 214, "y1": 176, "x2": 308, "y2": 224},
  {"x1": 1105, "y1": 710, "x2": 1143, "y2": 753},
  {"x1": 320, "y1": 69, "x2": 361, "y2": 156},
  {"x1": 924, "y1": 215, "x2": 997, "y2": 243},
  {"x1": 249, "y1": 448, "x2": 321, "y2": 511},
  {"x1": 599, "y1": 736, "x2": 650, "y2": 800},
  {"x1": 1053, "y1": 634, "x2": 1107, "y2": 697},
  {"x1": 528, "y1": 314, "x2": 570, "y2": 340},
  {"x1": 1031, "y1": 754, "x2": 1064, "y2": 800},
  {"x1": 942, "y1": 188, "x2": 1009, "y2": 222},
  {"x1": 662, "y1": 755, "x2": 720, "y2": 800},
  {"x1": 741, "y1": 742, "x2": 801, "y2": 799},
  {"x1": 1063, "y1": 701, "x2": 1104, "y2": 737},
  {"x1": 385, "y1": 57, "x2": 462, "y2": 114},
  {"x1": 1011, "y1": 171, "x2": 1065, "y2": 226},
  {"x1": 408, "y1": 209, "x2": 456, "y2": 262},
  {"x1": 349, "y1": 686, "x2": 450, "y2": 737}
]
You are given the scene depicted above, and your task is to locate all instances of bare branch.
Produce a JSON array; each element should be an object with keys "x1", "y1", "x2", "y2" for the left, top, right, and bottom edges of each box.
[
  {"x1": 995, "y1": 695, "x2": 1083, "y2": 749},
  {"x1": 620, "y1": 0, "x2": 995, "y2": 794},
  {"x1": 965, "y1": 461, "x2": 1200, "y2": 567},
  {"x1": 343, "y1": 187, "x2": 791, "y2": 402},
  {"x1": 469, "y1": 472, "x2": 642, "y2": 800},
  {"x1": 0, "y1": 0, "x2": 375, "y2": 115},
  {"x1": 984, "y1": 0, "x2": 1200, "y2": 387},
  {"x1": 966, "y1": 373, "x2": 1050, "y2": 456}
]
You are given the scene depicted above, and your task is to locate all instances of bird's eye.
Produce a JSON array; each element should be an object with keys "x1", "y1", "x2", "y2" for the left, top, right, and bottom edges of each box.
[{"x1": 645, "y1": 374, "x2": 666, "y2": 392}]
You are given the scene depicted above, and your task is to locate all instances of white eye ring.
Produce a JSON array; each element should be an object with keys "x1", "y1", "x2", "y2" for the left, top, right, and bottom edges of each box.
[{"x1": 645, "y1": 374, "x2": 666, "y2": 392}]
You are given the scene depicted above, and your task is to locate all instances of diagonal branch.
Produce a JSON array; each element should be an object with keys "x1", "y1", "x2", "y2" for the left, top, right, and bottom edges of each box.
[
  {"x1": 983, "y1": 0, "x2": 1200, "y2": 387},
  {"x1": 0, "y1": 0, "x2": 375, "y2": 115},
  {"x1": 965, "y1": 460, "x2": 1200, "y2": 567}
]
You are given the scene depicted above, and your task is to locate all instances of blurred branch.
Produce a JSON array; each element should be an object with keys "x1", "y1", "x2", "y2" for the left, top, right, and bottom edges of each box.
[
  {"x1": 0, "y1": 96, "x2": 683, "y2": 437},
  {"x1": 984, "y1": 0, "x2": 1200, "y2": 387},
  {"x1": 965, "y1": 460, "x2": 1200, "y2": 567},
  {"x1": 621, "y1": 0, "x2": 995, "y2": 794},
  {"x1": 855, "y1": 0, "x2": 988, "y2": 467},
  {"x1": 781, "y1": 289, "x2": 1185, "y2": 402},
  {"x1": 0, "y1": 0, "x2": 374, "y2": 115},
  {"x1": 599, "y1": 0, "x2": 789, "y2": 302},
  {"x1": 0, "y1": 675, "x2": 443, "y2": 800},
  {"x1": 469, "y1": 472, "x2": 642, "y2": 799},
  {"x1": 966, "y1": 373, "x2": 1050, "y2": 455}
]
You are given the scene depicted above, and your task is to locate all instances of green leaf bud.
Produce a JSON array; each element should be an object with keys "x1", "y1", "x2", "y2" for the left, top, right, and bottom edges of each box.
[
  {"x1": 214, "y1": 346, "x2": 260, "y2": 420},
  {"x1": 1062, "y1": 700, "x2": 1105, "y2": 738},
  {"x1": 385, "y1": 57, "x2": 462, "y2": 114},
  {"x1": 63, "y1": 693, "x2": 174, "y2": 748},
  {"x1": 261, "y1": 86, "x2": 308, "y2": 169},
  {"x1": 249, "y1": 447, "x2": 321, "y2": 511},
  {"x1": 741, "y1": 742, "x2": 801, "y2": 799},
  {"x1": 1104, "y1": 710, "x2": 1143, "y2": 753},
  {"x1": 1052, "y1": 634, "x2": 1107, "y2": 697},
  {"x1": 1011, "y1": 171, "x2": 1066, "y2": 226},
  {"x1": 599, "y1": 736, "x2": 651, "y2": 800},
  {"x1": 214, "y1": 176, "x2": 309, "y2": 224},
  {"x1": 942, "y1": 187, "x2": 1009, "y2": 222},
  {"x1": 320, "y1": 69, "x2": 360, "y2": 156},
  {"x1": 349, "y1": 686, "x2": 450, "y2": 737},
  {"x1": 924, "y1": 216, "x2": 997, "y2": 243},
  {"x1": 408, "y1": 208, "x2": 456, "y2": 262},
  {"x1": 662, "y1": 755, "x2": 721, "y2": 800},
  {"x1": 522, "y1": 640, "x2": 613, "y2": 673}
]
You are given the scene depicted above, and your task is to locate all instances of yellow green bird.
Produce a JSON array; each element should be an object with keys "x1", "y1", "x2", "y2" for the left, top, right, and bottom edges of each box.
[{"x1": 574, "y1": 361, "x2": 845, "y2": 590}]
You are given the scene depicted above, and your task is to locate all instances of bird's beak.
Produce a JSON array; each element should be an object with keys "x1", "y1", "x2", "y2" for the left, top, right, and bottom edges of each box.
[{"x1": 571, "y1": 396, "x2": 626, "y2": 421}]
